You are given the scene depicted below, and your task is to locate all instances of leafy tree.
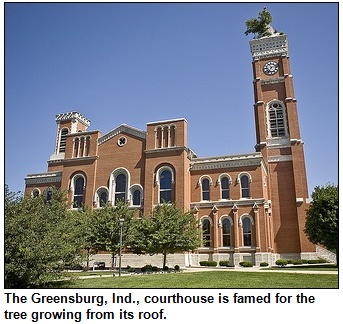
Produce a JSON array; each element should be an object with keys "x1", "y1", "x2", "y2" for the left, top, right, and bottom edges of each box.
[
  {"x1": 245, "y1": 7, "x2": 274, "y2": 38},
  {"x1": 128, "y1": 203, "x2": 201, "y2": 268},
  {"x1": 91, "y1": 201, "x2": 134, "y2": 269},
  {"x1": 5, "y1": 186, "x2": 85, "y2": 288},
  {"x1": 305, "y1": 184, "x2": 338, "y2": 265}
]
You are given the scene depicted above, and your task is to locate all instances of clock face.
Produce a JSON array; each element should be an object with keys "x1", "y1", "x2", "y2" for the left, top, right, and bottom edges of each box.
[{"x1": 263, "y1": 61, "x2": 279, "y2": 75}]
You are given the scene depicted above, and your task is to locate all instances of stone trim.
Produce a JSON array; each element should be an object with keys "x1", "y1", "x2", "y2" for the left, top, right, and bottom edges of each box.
[
  {"x1": 55, "y1": 111, "x2": 90, "y2": 126},
  {"x1": 25, "y1": 171, "x2": 62, "y2": 185},
  {"x1": 249, "y1": 34, "x2": 288, "y2": 59},
  {"x1": 98, "y1": 124, "x2": 146, "y2": 145}
]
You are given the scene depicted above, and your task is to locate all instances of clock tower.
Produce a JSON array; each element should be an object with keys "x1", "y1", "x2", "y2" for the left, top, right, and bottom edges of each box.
[{"x1": 250, "y1": 29, "x2": 315, "y2": 257}]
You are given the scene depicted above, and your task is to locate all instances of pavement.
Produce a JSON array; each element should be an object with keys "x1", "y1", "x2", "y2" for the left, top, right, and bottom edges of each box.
[{"x1": 74, "y1": 265, "x2": 338, "y2": 279}]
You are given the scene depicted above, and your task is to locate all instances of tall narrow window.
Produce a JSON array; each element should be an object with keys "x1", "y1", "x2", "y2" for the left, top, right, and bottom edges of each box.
[
  {"x1": 156, "y1": 127, "x2": 162, "y2": 148},
  {"x1": 59, "y1": 128, "x2": 69, "y2": 153},
  {"x1": 73, "y1": 177, "x2": 84, "y2": 208},
  {"x1": 170, "y1": 125, "x2": 176, "y2": 147},
  {"x1": 202, "y1": 219, "x2": 211, "y2": 247},
  {"x1": 115, "y1": 174, "x2": 127, "y2": 203},
  {"x1": 221, "y1": 177, "x2": 230, "y2": 199},
  {"x1": 132, "y1": 189, "x2": 141, "y2": 206},
  {"x1": 202, "y1": 178, "x2": 210, "y2": 201},
  {"x1": 222, "y1": 218, "x2": 231, "y2": 247},
  {"x1": 268, "y1": 102, "x2": 287, "y2": 137},
  {"x1": 242, "y1": 217, "x2": 252, "y2": 246},
  {"x1": 160, "y1": 170, "x2": 172, "y2": 203},
  {"x1": 240, "y1": 175, "x2": 250, "y2": 198},
  {"x1": 99, "y1": 191, "x2": 108, "y2": 207}
]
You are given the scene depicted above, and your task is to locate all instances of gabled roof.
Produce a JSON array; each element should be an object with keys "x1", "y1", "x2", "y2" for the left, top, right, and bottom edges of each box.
[{"x1": 98, "y1": 124, "x2": 146, "y2": 145}]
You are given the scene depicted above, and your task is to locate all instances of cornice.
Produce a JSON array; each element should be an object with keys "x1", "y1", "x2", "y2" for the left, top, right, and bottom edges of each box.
[
  {"x1": 190, "y1": 153, "x2": 264, "y2": 171},
  {"x1": 25, "y1": 171, "x2": 62, "y2": 185},
  {"x1": 249, "y1": 34, "x2": 288, "y2": 59}
]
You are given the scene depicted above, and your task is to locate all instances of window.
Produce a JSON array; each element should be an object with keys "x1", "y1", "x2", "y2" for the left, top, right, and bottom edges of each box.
[
  {"x1": 115, "y1": 174, "x2": 127, "y2": 203},
  {"x1": 268, "y1": 101, "x2": 287, "y2": 137},
  {"x1": 202, "y1": 219, "x2": 211, "y2": 247},
  {"x1": 242, "y1": 217, "x2": 252, "y2": 246},
  {"x1": 59, "y1": 128, "x2": 69, "y2": 153},
  {"x1": 73, "y1": 176, "x2": 85, "y2": 208},
  {"x1": 221, "y1": 176, "x2": 230, "y2": 199},
  {"x1": 222, "y1": 218, "x2": 231, "y2": 247},
  {"x1": 96, "y1": 188, "x2": 109, "y2": 207},
  {"x1": 132, "y1": 189, "x2": 141, "y2": 206},
  {"x1": 240, "y1": 174, "x2": 250, "y2": 198},
  {"x1": 159, "y1": 169, "x2": 172, "y2": 203},
  {"x1": 45, "y1": 188, "x2": 53, "y2": 202},
  {"x1": 32, "y1": 188, "x2": 40, "y2": 198},
  {"x1": 202, "y1": 178, "x2": 210, "y2": 201}
]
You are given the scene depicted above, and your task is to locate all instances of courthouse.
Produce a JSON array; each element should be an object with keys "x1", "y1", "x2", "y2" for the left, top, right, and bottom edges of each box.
[{"x1": 25, "y1": 19, "x2": 317, "y2": 266}]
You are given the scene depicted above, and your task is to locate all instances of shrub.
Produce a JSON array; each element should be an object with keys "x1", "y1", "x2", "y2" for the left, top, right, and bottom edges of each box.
[
  {"x1": 259, "y1": 262, "x2": 269, "y2": 267},
  {"x1": 275, "y1": 259, "x2": 288, "y2": 267},
  {"x1": 199, "y1": 261, "x2": 217, "y2": 267},
  {"x1": 308, "y1": 259, "x2": 327, "y2": 264},
  {"x1": 174, "y1": 265, "x2": 180, "y2": 271},
  {"x1": 163, "y1": 266, "x2": 169, "y2": 271},
  {"x1": 151, "y1": 266, "x2": 158, "y2": 272},
  {"x1": 239, "y1": 261, "x2": 253, "y2": 267},
  {"x1": 219, "y1": 260, "x2": 230, "y2": 267},
  {"x1": 291, "y1": 260, "x2": 303, "y2": 265}
]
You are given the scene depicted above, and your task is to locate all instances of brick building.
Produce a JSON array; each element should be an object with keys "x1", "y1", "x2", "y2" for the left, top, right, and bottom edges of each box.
[{"x1": 25, "y1": 27, "x2": 316, "y2": 266}]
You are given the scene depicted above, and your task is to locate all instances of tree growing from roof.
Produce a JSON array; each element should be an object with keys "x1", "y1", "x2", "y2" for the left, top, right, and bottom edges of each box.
[
  {"x1": 304, "y1": 184, "x2": 338, "y2": 265},
  {"x1": 245, "y1": 7, "x2": 274, "y2": 38},
  {"x1": 128, "y1": 203, "x2": 202, "y2": 269}
]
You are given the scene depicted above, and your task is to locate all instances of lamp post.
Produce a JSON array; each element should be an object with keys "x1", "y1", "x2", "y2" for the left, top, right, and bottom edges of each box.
[{"x1": 119, "y1": 218, "x2": 124, "y2": 277}]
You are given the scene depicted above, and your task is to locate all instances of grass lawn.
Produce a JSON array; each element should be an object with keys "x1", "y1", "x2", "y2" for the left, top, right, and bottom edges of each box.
[{"x1": 55, "y1": 270, "x2": 338, "y2": 289}]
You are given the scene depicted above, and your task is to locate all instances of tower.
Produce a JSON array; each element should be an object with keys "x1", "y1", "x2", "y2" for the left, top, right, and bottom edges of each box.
[
  {"x1": 50, "y1": 112, "x2": 91, "y2": 161},
  {"x1": 250, "y1": 29, "x2": 315, "y2": 257}
]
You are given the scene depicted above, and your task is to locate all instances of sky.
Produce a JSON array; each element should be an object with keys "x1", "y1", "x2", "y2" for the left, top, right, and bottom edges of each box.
[{"x1": 4, "y1": 2, "x2": 338, "y2": 195}]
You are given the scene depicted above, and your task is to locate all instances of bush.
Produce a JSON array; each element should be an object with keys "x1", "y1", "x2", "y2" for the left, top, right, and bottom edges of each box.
[
  {"x1": 239, "y1": 261, "x2": 253, "y2": 267},
  {"x1": 163, "y1": 266, "x2": 169, "y2": 271},
  {"x1": 275, "y1": 259, "x2": 288, "y2": 267},
  {"x1": 259, "y1": 262, "x2": 269, "y2": 267},
  {"x1": 199, "y1": 261, "x2": 217, "y2": 267},
  {"x1": 151, "y1": 266, "x2": 158, "y2": 272},
  {"x1": 141, "y1": 264, "x2": 153, "y2": 272},
  {"x1": 291, "y1": 260, "x2": 303, "y2": 265},
  {"x1": 219, "y1": 260, "x2": 230, "y2": 267},
  {"x1": 174, "y1": 265, "x2": 180, "y2": 271},
  {"x1": 308, "y1": 259, "x2": 327, "y2": 264}
]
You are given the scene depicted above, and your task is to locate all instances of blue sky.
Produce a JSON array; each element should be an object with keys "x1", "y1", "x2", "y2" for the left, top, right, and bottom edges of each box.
[{"x1": 5, "y1": 2, "x2": 338, "y2": 195}]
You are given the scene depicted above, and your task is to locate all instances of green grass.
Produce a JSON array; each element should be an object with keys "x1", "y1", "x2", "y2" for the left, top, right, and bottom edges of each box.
[{"x1": 55, "y1": 270, "x2": 338, "y2": 289}]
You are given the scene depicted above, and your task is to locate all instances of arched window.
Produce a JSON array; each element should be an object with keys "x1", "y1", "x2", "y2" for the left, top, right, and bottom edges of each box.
[
  {"x1": 201, "y1": 178, "x2": 210, "y2": 201},
  {"x1": 242, "y1": 217, "x2": 253, "y2": 246},
  {"x1": 73, "y1": 176, "x2": 85, "y2": 208},
  {"x1": 115, "y1": 174, "x2": 127, "y2": 203},
  {"x1": 32, "y1": 188, "x2": 40, "y2": 198},
  {"x1": 96, "y1": 188, "x2": 109, "y2": 207},
  {"x1": 202, "y1": 218, "x2": 211, "y2": 247},
  {"x1": 159, "y1": 169, "x2": 173, "y2": 203},
  {"x1": 170, "y1": 125, "x2": 176, "y2": 147},
  {"x1": 240, "y1": 174, "x2": 251, "y2": 199},
  {"x1": 132, "y1": 190, "x2": 141, "y2": 206},
  {"x1": 58, "y1": 128, "x2": 69, "y2": 153},
  {"x1": 268, "y1": 101, "x2": 288, "y2": 138},
  {"x1": 222, "y1": 218, "x2": 231, "y2": 247},
  {"x1": 221, "y1": 176, "x2": 230, "y2": 200},
  {"x1": 45, "y1": 188, "x2": 53, "y2": 202},
  {"x1": 155, "y1": 127, "x2": 162, "y2": 148}
]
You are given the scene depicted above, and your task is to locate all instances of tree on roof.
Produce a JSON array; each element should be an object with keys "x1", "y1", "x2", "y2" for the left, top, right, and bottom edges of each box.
[{"x1": 245, "y1": 7, "x2": 274, "y2": 38}]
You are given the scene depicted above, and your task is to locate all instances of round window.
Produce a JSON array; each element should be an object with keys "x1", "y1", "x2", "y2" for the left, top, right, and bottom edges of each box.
[{"x1": 117, "y1": 136, "x2": 127, "y2": 147}]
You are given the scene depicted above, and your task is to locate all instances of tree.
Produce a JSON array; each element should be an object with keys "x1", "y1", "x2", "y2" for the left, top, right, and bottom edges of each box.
[
  {"x1": 129, "y1": 203, "x2": 201, "y2": 268},
  {"x1": 245, "y1": 7, "x2": 274, "y2": 38},
  {"x1": 304, "y1": 184, "x2": 338, "y2": 265},
  {"x1": 5, "y1": 186, "x2": 85, "y2": 288},
  {"x1": 91, "y1": 201, "x2": 134, "y2": 269}
]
